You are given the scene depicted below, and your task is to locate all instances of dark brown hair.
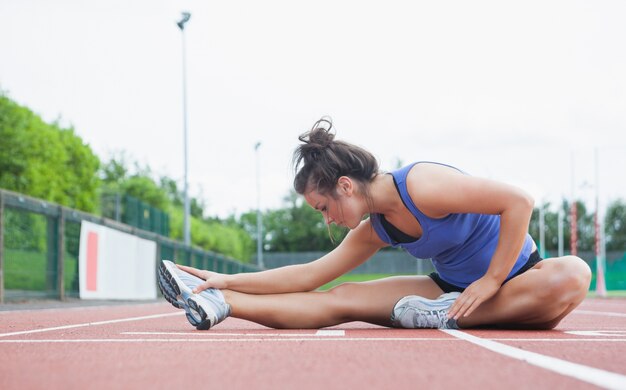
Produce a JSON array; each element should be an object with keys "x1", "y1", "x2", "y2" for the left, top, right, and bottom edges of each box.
[{"x1": 293, "y1": 118, "x2": 379, "y2": 198}]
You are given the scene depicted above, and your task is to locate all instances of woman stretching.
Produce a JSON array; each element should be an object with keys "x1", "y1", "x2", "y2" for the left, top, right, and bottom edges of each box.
[{"x1": 157, "y1": 118, "x2": 591, "y2": 330}]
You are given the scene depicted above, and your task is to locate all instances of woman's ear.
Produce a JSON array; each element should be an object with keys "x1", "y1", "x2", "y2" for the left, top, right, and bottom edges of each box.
[{"x1": 337, "y1": 176, "x2": 353, "y2": 195}]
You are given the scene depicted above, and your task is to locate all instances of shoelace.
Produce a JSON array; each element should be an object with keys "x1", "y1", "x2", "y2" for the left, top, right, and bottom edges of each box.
[
  {"x1": 198, "y1": 288, "x2": 231, "y2": 317},
  {"x1": 414, "y1": 309, "x2": 450, "y2": 329}
]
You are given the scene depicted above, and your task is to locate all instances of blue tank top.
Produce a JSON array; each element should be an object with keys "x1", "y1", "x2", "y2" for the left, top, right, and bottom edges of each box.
[{"x1": 370, "y1": 162, "x2": 534, "y2": 288}]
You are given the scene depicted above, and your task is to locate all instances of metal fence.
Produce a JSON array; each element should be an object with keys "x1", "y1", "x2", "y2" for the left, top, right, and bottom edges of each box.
[
  {"x1": 260, "y1": 249, "x2": 626, "y2": 291},
  {"x1": 258, "y1": 250, "x2": 436, "y2": 275},
  {"x1": 101, "y1": 193, "x2": 170, "y2": 236},
  {"x1": 0, "y1": 188, "x2": 260, "y2": 303}
]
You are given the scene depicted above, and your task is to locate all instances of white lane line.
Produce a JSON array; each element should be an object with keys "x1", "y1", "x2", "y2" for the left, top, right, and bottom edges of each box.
[
  {"x1": 1, "y1": 337, "x2": 626, "y2": 344},
  {"x1": 0, "y1": 312, "x2": 184, "y2": 338},
  {"x1": 0, "y1": 337, "x2": 456, "y2": 343},
  {"x1": 574, "y1": 310, "x2": 626, "y2": 318},
  {"x1": 315, "y1": 330, "x2": 345, "y2": 337},
  {"x1": 491, "y1": 338, "x2": 626, "y2": 342},
  {"x1": 0, "y1": 302, "x2": 167, "y2": 315},
  {"x1": 119, "y1": 331, "x2": 626, "y2": 342},
  {"x1": 442, "y1": 329, "x2": 626, "y2": 390},
  {"x1": 122, "y1": 331, "x2": 342, "y2": 337},
  {"x1": 566, "y1": 330, "x2": 626, "y2": 337}
]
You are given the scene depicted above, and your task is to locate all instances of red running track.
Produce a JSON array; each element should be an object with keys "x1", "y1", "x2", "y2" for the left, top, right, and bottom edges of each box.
[{"x1": 1, "y1": 298, "x2": 625, "y2": 390}]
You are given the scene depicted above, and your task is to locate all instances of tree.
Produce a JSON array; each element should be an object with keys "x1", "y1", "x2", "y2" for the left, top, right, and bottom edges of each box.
[
  {"x1": 605, "y1": 199, "x2": 626, "y2": 251},
  {"x1": 99, "y1": 156, "x2": 254, "y2": 261},
  {"x1": 529, "y1": 199, "x2": 597, "y2": 253},
  {"x1": 0, "y1": 93, "x2": 100, "y2": 212},
  {"x1": 236, "y1": 190, "x2": 348, "y2": 252},
  {"x1": 100, "y1": 154, "x2": 128, "y2": 188}
]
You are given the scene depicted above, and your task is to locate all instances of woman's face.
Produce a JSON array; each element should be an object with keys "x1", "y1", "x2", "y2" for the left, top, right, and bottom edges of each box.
[{"x1": 304, "y1": 177, "x2": 364, "y2": 230}]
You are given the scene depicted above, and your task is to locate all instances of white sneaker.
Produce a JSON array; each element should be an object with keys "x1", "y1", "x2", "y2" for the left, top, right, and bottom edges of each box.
[
  {"x1": 158, "y1": 260, "x2": 231, "y2": 330},
  {"x1": 391, "y1": 292, "x2": 460, "y2": 329}
]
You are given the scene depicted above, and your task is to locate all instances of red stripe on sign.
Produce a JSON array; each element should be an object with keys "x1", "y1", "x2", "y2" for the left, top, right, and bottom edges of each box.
[{"x1": 86, "y1": 231, "x2": 99, "y2": 291}]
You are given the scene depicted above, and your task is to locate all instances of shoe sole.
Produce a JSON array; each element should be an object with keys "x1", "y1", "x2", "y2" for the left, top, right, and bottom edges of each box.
[{"x1": 158, "y1": 261, "x2": 213, "y2": 330}]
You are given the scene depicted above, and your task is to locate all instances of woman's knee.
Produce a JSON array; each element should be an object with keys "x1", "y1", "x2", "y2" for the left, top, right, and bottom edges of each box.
[
  {"x1": 327, "y1": 282, "x2": 361, "y2": 301},
  {"x1": 544, "y1": 256, "x2": 591, "y2": 300},
  {"x1": 324, "y1": 282, "x2": 365, "y2": 321},
  {"x1": 564, "y1": 256, "x2": 592, "y2": 292}
]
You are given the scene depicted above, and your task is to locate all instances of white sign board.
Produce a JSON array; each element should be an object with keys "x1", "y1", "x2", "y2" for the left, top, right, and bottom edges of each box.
[{"x1": 79, "y1": 221, "x2": 157, "y2": 300}]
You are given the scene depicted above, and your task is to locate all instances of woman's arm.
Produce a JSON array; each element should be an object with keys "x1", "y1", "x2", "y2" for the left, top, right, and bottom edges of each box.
[
  {"x1": 182, "y1": 218, "x2": 387, "y2": 294},
  {"x1": 407, "y1": 163, "x2": 534, "y2": 319}
]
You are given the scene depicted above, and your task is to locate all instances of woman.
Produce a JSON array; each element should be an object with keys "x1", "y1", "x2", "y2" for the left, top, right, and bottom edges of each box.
[{"x1": 157, "y1": 118, "x2": 591, "y2": 331}]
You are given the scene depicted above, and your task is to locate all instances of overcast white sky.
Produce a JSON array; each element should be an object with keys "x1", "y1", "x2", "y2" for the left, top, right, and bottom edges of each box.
[{"x1": 1, "y1": 0, "x2": 625, "y2": 218}]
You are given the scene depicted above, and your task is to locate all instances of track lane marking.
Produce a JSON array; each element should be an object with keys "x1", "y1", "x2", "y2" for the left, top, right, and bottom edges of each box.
[
  {"x1": 0, "y1": 302, "x2": 168, "y2": 315},
  {"x1": 123, "y1": 331, "x2": 326, "y2": 337},
  {"x1": 489, "y1": 338, "x2": 626, "y2": 342},
  {"x1": 3, "y1": 336, "x2": 625, "y2": 343},
  {"x1": 315, "y1": 329, "x2": 345, "y2": 336},
  {"x1": 0, "y1": 312, "x2": 184, "y2": 338},
  {"x1": 566, "y1": 330, "x2": 626, "y2": 337},
  {"x1": 574, "y1": 310, "x2": 626, "y2": 318},
  {"x1": 118, "y1": 331, "x2": 626, "y2": 342},
  {"x1": 442, "y1": 329, "x2": 626, "y2": 390},
  {"x1": 0, "y1": 337, "x2": 456, "y2": 343},
  {"x1": 121, "y1": 331, "x2": 346, "y2": 337}
]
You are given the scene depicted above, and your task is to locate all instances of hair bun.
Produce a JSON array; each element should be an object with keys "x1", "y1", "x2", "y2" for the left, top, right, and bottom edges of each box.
[
  {"x1": 299, "y1": 117, "x2": 334, "y2": 145},
  {"x1": 296, "y1": 117, "x2": 335, "y2": 162}
]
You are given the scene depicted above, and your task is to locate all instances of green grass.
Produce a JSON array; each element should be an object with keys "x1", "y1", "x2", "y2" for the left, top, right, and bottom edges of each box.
[
  {"x1": 319, "y1": 273, "x2": 407, "y2": 290},
  {"x1": 3, "y1": 249, "x2": 78, "y2": 291}
]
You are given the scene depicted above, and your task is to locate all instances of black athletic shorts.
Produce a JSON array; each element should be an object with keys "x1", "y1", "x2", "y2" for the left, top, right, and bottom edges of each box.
[{"x1": 428, "y1": 250, "x2": 544, "y2": 293}]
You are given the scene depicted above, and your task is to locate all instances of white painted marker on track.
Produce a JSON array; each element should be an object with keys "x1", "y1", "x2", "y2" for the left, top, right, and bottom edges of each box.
[
  {"x1": 0, "y1": 312, "x2": 184, "y2": 338},
  {"x1": 122, "y1": 331, "x2": 346, "y2": 337},
  {"x1": 565, "y1": 330, "x2": 626, "y2": 337},
  {"x1": 0, "y1": 337, "x2": 456, "y2": 343},
  {"x1": 442, "y1": 329, "x2": 626, "y2": 390},
  {"x1": 574, "y1": 310, "x2": 626, "y2": 318},
  {"x1": 315, "y1": 330, "x2": 345, "y2": 337}
]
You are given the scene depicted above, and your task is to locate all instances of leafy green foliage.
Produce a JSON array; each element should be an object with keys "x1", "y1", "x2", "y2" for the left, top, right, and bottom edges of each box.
[
  {"x1": 0, "y1": 93, "x2": 100, "y2": 211},
  {"x1": 529, "y1": 199, "x2": 623, "y2": 252},
  {"x1": 1, "y1": 93, "x2": 252, "y2": 262},
  {"x1": 235, "y1": 190, "x2": 348, "y2": 252},
  {"x1": 99, "y1": 155, "x2": 254, "y2": 261},
  {"x1": 3, "y1": 209, "x2": 46, "y2": 252},
  {"x1": 605, "y1": 199, "x2": 626, "y2": 251}
]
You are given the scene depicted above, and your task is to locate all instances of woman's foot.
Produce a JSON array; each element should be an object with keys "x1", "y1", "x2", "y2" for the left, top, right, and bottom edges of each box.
[
  {"x1": 391, "y1": 292, "x2": 460, "y2": 329},
  {"x1": 158, "y1": 260, "x2": 231, "y2": 330}
]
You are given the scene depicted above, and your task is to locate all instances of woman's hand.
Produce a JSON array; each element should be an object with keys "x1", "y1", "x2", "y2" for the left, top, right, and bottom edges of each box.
[
  {"x1": 447, "y1": 275, "x2": 501, "y2": 320},
  {"x1": 176, "y1": 264, "x2": 230, "y2": 293}
]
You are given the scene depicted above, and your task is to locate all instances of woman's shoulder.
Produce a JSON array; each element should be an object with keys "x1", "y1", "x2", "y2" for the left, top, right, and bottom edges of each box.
[
  {"x1": 404, "y1": 162, "x2": 467, "y2": 218},
  {"x1": 406, "y1": 162, "x2": 465, "y2": 188}
]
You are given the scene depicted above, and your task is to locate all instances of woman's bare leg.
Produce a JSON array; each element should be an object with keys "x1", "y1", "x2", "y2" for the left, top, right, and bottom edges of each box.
[
  {"x1": 220, "y1": 256, "x2": 590, "y2": 330},
  {"x1": 222, "y1": 275, "x2": 444, "y2": 329},
  {"x1": 457, "y1": 256, "x2": 592, "y2": 329}
]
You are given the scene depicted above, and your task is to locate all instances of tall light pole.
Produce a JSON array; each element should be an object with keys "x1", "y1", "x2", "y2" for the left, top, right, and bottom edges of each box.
[
  {"x1": 594, "y1": 147, "x2": 606, "y2": 297},
  {"x1": 557, "y1": 206, "x2": 564, "y2": 257},
  {"x1": 177, "y1": 12, "x2": 191, "y2": 246},
  {"x1": 255, "y1": 142, "x2": 264, "y2": 268},
  {"x1": 539, "y1": 204, "x2": 545, "y2": 258},
  {"x1": 570, "y1": 151, "x2": 577, "y2": 256}
]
